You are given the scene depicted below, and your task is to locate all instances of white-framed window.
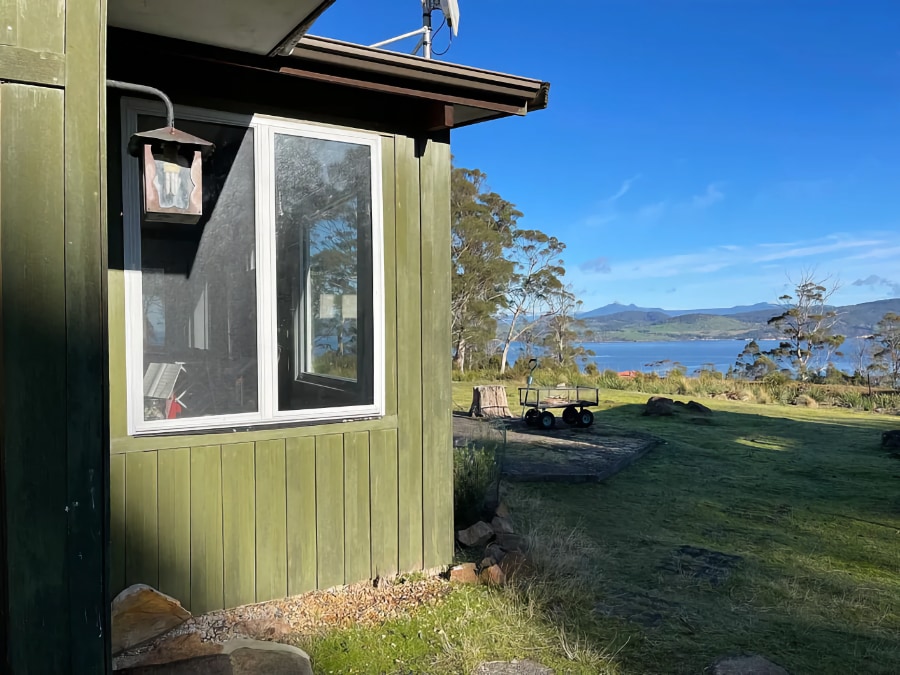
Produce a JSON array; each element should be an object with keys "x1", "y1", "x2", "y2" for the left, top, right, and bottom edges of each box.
[{"x1": 121, "y1": 98, "x2": 385, "y2": 435}]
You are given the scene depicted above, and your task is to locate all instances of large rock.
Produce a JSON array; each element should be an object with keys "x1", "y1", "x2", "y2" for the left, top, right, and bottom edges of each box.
[
  {"x1": 706, "y1": 654, "x2": 788, "y2": 675},
  {"x1": 457, "y1": 521, "x2": 494, "y2": 548},
  {"x1": 882, "y1": 430, "x2": 900, "y2": 450},
  {"x1": 686, "y1": 400, "x2": 713, "y2": 414},
  {"x1": 643, "y1": 396, "x2": 676, "y2": 416},
  {"x1": 495, "y1": 532, "x2": 526, "y2": 553},
  {"x1": 116, "y1": 633, "x2": 220, "y2": 669},
  {"x1": 449, "y1": 563, "x2": 478, "y2": 584},
  {"x1": 491, "y1": 516, "x2": 515, "y2": 535},
  {"x1": 479, "y1": 564, "x2": 507, "y2": 586},
  {"x1": 117, "y1": 638, "x2": 312, "y2": 675},
  {"x1": 112, "y1": 584, "x2": 191, "y2": 655},
  {"x1": 499, "y1": 551, "x2": 532, "y2": 580},
  {"x1": 484, "y1": 542, "x2": 507, "y2": 565}
]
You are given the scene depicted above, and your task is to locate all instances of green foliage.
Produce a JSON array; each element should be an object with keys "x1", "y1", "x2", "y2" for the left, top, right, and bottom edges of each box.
[
  {"x1": 735, "y1": 339, "x2": 779, "y2": 380},
  {"x1": 870, "y1": 312, "x2": 900, "y2": 387},
  {"x1": 453, "y1": 443, "x2": 499, "y2": 529},
  {"x1": 450, "y1": 165, "x2": 518, "y2": 373}
]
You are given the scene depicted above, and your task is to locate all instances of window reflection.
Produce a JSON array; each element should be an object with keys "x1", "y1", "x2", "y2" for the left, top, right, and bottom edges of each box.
[
  {"x1": 274, "y1": 133, "x2": 374, "y2": 411},
  {"x1": 138, "y1": 115, "x2": 258, "y2": 420}
]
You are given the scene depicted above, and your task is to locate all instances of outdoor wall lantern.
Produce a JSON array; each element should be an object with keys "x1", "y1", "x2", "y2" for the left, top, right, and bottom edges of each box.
[{"x1": 108, "y1": 80, "x2": 216, "y2": 224}]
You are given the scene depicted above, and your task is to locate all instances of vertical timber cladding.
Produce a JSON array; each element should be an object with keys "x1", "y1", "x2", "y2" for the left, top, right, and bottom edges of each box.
[
  {"x1": 419, "y1": 134, "x2": 453, "y2": 570},
  {"x1": 0, "y1": 0, "x2": 109, "y2": 671},
  {"x1": 109, "y1": 127, "x2": 455, "y2": 610},
  {"x1": 1, "y1": 81, "x2": 69, "y2": 675}
]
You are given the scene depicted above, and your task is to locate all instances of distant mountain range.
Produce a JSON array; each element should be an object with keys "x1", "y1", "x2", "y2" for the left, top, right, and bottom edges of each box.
[
  {"x1": 579, "y1": 302, "x2": 781, "y2": 319},
  {"x1": 575, "y1": 298, "x2": 900, "y2": 342}
]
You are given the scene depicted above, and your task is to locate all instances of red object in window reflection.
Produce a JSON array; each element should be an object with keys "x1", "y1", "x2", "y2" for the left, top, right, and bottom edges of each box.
[{"x1": 166, "y1": 398, "x2": 183, "y2": 419}]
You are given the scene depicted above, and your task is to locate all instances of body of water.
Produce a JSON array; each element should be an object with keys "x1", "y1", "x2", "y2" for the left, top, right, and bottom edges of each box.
[{"x1": 505, "y1": 338, "x2": 866, "y2": 375}]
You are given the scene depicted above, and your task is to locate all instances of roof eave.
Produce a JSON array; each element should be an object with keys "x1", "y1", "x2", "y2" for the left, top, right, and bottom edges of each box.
[{"x1": 289, "y1": 34, "x2": 551, "y2": 116}]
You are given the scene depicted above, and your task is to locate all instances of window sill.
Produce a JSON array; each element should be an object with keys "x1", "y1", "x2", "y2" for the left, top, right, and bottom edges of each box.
[{"x1": 111, "y1": 413, "x2": 400, "y2": 453}]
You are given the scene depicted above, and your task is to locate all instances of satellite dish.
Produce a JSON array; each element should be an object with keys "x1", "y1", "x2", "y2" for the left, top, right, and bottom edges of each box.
[{"x1": 439, "y1": 0, "x2": 460, "y2": 37}]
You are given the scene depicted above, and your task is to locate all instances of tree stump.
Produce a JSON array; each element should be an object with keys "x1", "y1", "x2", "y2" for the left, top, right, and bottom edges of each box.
[{"x1": 468, "y1": 386, "x2": 512, "y2": 418}]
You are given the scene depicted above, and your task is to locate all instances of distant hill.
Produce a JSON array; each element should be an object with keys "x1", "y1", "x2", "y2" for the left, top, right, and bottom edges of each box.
[
  {"x1": 579, "y1": 301, "x2": 780, "y2": 318},
  {"x1": 579, "y1": 298, "x2": 900, "y2": 341},
  {"x1": 579, "y1": 302, "x2": 666, "y2": 318}
]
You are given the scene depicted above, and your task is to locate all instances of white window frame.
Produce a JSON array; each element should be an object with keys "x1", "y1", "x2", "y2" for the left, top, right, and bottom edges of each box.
[{"x1": 121, "y1": 98, "x2": 385, "y2": 436}]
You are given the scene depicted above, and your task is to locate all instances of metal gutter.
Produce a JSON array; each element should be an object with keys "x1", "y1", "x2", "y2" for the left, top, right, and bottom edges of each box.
[{"x1": 291, "y1": 34, "x2": 550, "y2": 112}]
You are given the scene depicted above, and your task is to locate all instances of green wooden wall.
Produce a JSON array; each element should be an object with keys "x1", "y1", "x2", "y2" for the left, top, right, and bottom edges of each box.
[
  {"x1": 108, "y1": 132, "x2": 453, "y2": 612},
  {"x1": 0, "y1": 0, "x2": 110, "y2": 672}
]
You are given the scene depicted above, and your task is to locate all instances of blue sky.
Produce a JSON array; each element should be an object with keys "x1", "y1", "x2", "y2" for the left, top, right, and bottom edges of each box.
[{"x1": 314, "y1": 1, "x2": 900, "y2": 311}]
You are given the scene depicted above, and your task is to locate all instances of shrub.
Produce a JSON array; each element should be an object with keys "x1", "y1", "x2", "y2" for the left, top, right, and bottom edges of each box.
[
  {"x1": 871, "y1": 392, "x2": 900, "y2": 411},
  {"x1": 793, "y1": 394, "x2": 818, "y2": 408},
  {"x1": 453, "y1": 443, "x2": 499, "y2": 529},
  {"x1": 584, "y1": 361, "x2": 599, "y2": 377},
  {"x1": 754, "y1": 389, "x2": 772, "y2": 405},
  {"x1": 597, "y1": 370, "x2": 625, "y2": 390},
  {"x1": 804, "y1": 386, "x2": 828, "y2": 403},
  {"x1": 836, "y1": 390, "x2": 863, "y2": 409}
]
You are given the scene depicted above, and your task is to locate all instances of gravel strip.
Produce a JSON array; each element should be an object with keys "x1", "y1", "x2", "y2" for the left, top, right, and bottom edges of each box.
[{"x1": 115, "y1": 576, "x2": 451, "y2": 670}]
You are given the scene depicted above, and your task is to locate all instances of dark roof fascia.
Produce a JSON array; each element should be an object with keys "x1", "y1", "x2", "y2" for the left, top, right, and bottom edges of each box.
[
  {"x1": 290, "y1": 35, "x2": 550, "y2": 114},
  {"x1": 106, "y1": 29, "x2": 549, "y2": 132}
]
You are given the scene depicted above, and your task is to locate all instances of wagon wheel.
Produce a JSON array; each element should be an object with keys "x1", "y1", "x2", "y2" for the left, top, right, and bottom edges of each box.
[
  {"x1": 539, "y1": 411, "x2": 556, "y2": 430},
  {"x1": 577, "y1": 409, "x2": 594, "y2": 428},
  {"x1": 562, "y1": 405, "x2": 579, "y2": 425},
  {"x1": 524, "y1": 408, "x2": 539, "y2": 427}
]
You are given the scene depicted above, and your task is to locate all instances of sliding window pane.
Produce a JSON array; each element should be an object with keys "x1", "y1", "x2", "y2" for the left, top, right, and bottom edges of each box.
[
  {"x1": 274, "y1": 133, "x2": 374, "y2": 411},
  {"x1": 139, "y1": 116, "x2": 258, "y2": 420}
]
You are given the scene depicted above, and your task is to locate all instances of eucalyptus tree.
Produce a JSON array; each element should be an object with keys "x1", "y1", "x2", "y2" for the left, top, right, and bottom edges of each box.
[
  {"x1": 498, "y1": 229, "x2": 566, "y2": 374},
  {"x1": 764, "y1": 272, "x2": 844, "y2": 380},
  {"x1": 450, "y1": 165, "x2": 517, "y2": 372}
]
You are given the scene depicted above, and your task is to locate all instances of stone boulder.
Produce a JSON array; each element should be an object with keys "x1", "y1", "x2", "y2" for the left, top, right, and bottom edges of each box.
[
  {"x1": 495, "y1": 532, "x2": 526, "y2": 553},
  {"x1": 491, "y1": 516, "x2": 515, "y2": 535},
  {"x1": 116, "y1": 633, "x2": 219, "y2": 669},
  {"x1": 706, "y1": 654, "x2": 788, "y2": 675},
  {"x1": 643, "y1": 396, "x2": 676, "y2": 416},
  {"x1": 111, "y1": 584, "x2": 191, "y2": 655},
  {"x1": 484, "y1": 542, "x2": 506, "y2": 565},
  {"x1": 116, "y1": 638, "x2": 312, "y2": 675},
  {"x1": 449, "y1": 562, "x2": 478, "y2": 584},
  {"x1": 499, "y1": 551, "x2": 531, "y2": 580},
  {"x1": 686, "y1": 400, "x2": 713, "y2": 414},
  {"x1": 479, "y1": 564, "x2": 507, "y2": 586},
  {"x1": 457, "y1": 521, "x2": 494, "y2": 548},
  {"x1": 882, "y1": 430, "x2": 900, "y2": 451}
]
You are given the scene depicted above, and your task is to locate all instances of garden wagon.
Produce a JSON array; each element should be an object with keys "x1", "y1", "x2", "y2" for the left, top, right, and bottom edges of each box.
[
  {"x1": 519, "y1": 385, "x2": 599, "y2": 429},
  {"x1": 518, "y1": 359, "x2": 599, "y2": 429}
]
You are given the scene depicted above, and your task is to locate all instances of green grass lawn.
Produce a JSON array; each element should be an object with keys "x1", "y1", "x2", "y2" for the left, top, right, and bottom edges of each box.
[{"x1": 301, "y1": 385, "x2": 900, "y2": 674}]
